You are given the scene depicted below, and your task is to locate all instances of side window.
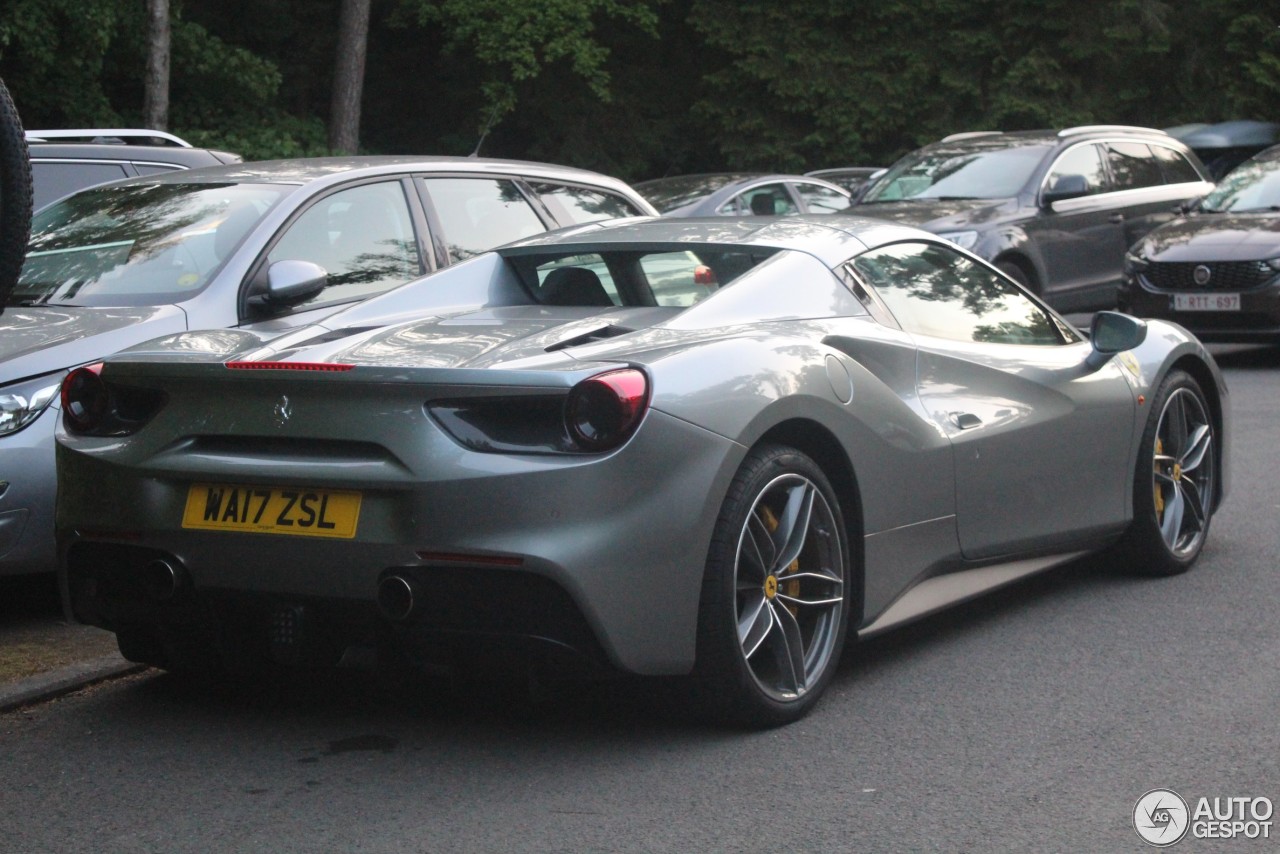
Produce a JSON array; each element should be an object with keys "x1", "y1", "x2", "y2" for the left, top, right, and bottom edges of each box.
[
  {"x1": 722, "y1": 183, "x2": 796, "y2": 216},
  {"x1": 795, "y1": 182, "x2": 851, "y2": 213},
  {"x1": 421, "y1": 177, "x2": 547, "y2": 264},
  {"x1": 532, "y1": 254, "x2": 619, "y2": 306},
  {"x1": 31, "y1": 161, "x2": 130, "y2": 210},
  {"x1": 1151, "y1": 145, "x2": 1203, "y2": 184},
  {"x1": 267, "y1": 180, "x2": 420, "y2": 308},
  {"x1": 1106, "y1": 142, "x2": 1164, "y2": 190},
  {"x1": 850, "y1": 241, "x2": 1070, "y2": 345},
  {"x1": 1044, "y1": 144, "x2": 1107, "y2": 197},
  {"x1": 532, "y1": 182, "x2": 644, "y2": 224}
]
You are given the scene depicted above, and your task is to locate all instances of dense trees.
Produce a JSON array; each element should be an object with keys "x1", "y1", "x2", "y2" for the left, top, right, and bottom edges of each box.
[{"x1": 0, "y1": 0, "x2": 1275, "y2": 181}]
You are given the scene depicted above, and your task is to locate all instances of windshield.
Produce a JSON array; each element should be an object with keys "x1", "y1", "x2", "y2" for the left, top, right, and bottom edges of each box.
[
  {"x1": 12, "y1": 182, "x2": 289, "y2": 307},
  {"x1": 636, "y1": 174, "x2": 754, "y2": 214},
  {"x1": 1200, "y1": 155, "x2": 1280, "y2": 213},
  {"x1": 861, "y1": 142, "x2": 1052, "y2": 203}
]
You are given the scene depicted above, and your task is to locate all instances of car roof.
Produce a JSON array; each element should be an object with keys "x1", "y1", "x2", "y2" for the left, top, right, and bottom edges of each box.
[
  {"x1": 26, "y1": 142, "x2": 239, "y2": 167},
  {"x1": 635, "y1": 172, "x2": 850, "y2": 215},
  {"x1": 498, "y1": 213, "x2": 929, "y2": 267},
  {"x1": 126, "y1": 155, "x2": 645, "y2": 191}
]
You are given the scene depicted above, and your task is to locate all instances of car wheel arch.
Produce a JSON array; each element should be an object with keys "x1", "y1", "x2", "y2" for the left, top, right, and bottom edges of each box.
[{"x1": 993, "y1": 253, "x2": 1040, "y2": 292}]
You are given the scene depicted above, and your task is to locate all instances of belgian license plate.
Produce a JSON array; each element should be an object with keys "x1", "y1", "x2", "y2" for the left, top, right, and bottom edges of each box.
[
  {"x1": 1174, "y1": 293, "x2": 1240, "y2": 311},
  {"x1": 182, "y1": 483, "x2": 361, "y2": 538}
]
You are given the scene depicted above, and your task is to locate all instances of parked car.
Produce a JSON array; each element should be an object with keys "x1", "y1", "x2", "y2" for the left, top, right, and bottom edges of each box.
[
  {"x1": 804, "y1": 166, "x2": 882, "y2": 198},
  {"x1": 1118, "y1": 144, "x2": 1280, "y2": 341},
  {"x1": 852, "y1": 126, "x2": 1213, "y2": 312},
  {"x1": 0, "y1": 155, "x2": 655, "y2": 576},
  {"x1": 1164, "y1": 120, "x2": 1280, "y2": 180},
  {"x1": 635, "y1": 172, "x2": 852, "y2": 216},
  {"x1": 56, "y1": 214, "x2": 1227, "y2": 726},
  {"x1": 26, "y1": 128, "x2": 241, "y2": 211}
]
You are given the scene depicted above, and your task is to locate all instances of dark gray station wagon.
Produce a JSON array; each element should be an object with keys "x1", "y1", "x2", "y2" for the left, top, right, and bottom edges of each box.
[
  {"x1": 0, "y1": 156, "x2": 655, "y2": 575},
  {"x1": 853, "y1": 126, "x2": 1213, "y2": 312}
]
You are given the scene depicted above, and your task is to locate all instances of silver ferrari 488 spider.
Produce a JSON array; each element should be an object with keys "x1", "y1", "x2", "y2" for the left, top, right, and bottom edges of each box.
[{"x1": 56, "y1": 215, "x2": 1229, "y2": 726}]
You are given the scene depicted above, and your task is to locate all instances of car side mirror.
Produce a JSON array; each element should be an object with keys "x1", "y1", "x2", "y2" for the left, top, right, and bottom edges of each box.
[
  {"x1": 1179, "y1": 196, "x2": 1203, "y2": 214},
  {"x1": 1042, "y1": 173, "x2": 1090, "y2": 206},
  {"x1": 249, "y1": 260, "x2": 328, "y2": 311},
  {"x1": 1086, "y1": 311, "x2": 1147, "y2": 369}
]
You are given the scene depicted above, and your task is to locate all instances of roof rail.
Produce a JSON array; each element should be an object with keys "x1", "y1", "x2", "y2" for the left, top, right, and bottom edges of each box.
[
  {"x1": 24, "y1": 128, "x2": 192, "y2": 148},
  {"x1": 940, "y1": 131, "x2": 1002, "y2": 142},
  {"x1": 1058, "y1": 125, "x2": 1167, "y2": 138}
]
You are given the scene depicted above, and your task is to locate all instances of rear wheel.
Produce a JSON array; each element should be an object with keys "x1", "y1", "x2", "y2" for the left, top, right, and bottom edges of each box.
[
  {"x1": 1118, "y1": 370, "x2": 1216, "y2": 575},
  {"x1": 693, "y1": 444, "x2": 851, "y2": 727}
]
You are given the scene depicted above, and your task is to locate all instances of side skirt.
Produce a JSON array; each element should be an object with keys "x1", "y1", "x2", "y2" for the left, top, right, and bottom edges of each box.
[{"x1": 856, "y1": 551, "x2": 1089, "y2": 640}]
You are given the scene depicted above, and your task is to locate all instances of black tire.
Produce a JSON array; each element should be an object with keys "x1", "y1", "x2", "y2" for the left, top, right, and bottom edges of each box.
[
  {"x1": 692, "y1": 444, "x2": 851, "y2": 727},
  {"x1": 0, "y1": 77, "x2": 31, "y2": 308},
  {"x1": 1116, "y1": 370, "x2": 1217, "y2": 576}
]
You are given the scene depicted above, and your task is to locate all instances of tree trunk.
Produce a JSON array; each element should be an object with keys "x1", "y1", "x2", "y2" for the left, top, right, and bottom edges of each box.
[
  {"x1": 329, "y1": 0, "x2": 371, "y2": 154},
  {"x1": 142, "y1": 0, "x2": 170, "y2": 130}
]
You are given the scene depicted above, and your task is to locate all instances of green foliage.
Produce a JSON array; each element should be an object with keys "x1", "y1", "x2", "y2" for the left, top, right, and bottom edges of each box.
[
  {"x1": 0, "y1": 0, "x2": 1276, "y2": 175},
  {"x1": 395, "y1": 0, "x2": 660, "y2": 132}
]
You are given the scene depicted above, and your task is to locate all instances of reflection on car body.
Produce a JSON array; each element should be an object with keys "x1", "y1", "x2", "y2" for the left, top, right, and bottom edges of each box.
[{"x1": 56, "y1": 214, "x2": 1229, "y2": 726}]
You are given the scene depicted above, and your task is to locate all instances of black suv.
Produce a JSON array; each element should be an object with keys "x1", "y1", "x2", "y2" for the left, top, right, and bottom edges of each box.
[
  {"x1": 27, "y1": 128, "x2": 240, "y2": 211},
  {"x1": 852, "y1": 126, "x2": 1212, "y2": 311}
]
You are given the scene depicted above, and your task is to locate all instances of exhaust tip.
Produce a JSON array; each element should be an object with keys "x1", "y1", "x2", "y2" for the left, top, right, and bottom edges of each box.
[
  {"x1": 142, "y1": 558, "x2": 183, "y2": 602},
  {"x1": 378, "y1": 575, "x2": 419, "y2": 623}
]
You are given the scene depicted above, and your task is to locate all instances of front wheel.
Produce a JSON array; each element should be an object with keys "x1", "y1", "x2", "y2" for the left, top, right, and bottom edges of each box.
[
  {"x1": 693, "y1": 444, "x2": 851, "y2": 727},
  {"x1": 1119, "y1": 370, "x2": 1217, "y2": 575}
]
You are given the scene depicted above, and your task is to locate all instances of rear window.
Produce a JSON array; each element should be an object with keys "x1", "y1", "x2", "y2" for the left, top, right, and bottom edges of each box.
[{"x1": 520, "y1": 248, "x2": 770, "y2": 308}]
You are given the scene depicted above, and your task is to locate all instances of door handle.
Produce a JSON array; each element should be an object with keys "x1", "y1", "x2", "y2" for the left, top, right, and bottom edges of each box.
[
  {"x1": 949, "y1": 412, "x2": 983, "y2": 430},
  {"x1": 1109, "y1": 213, "x2": 1125, "y2": 223}
]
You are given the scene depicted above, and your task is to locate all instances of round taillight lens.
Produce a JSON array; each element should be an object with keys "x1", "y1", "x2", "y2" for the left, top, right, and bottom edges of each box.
[
  {"x1": 564, "y1": 368, "x2": 649, "y2": 452},
  {"x1": 61, "y1": 363, "x2": 110, "y2": 433}
]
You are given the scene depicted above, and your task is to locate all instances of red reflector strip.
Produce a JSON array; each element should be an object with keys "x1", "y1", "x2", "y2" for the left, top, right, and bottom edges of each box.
[
  {"x1": 415, "y1": 550, "x2": 524, "y2": 567},
  {"x1": 225, "y1": 361, "x2": 354, "y2": 372}
]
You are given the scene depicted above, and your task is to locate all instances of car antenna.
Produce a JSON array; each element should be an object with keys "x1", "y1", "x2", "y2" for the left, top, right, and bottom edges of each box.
[{"x1": 469, "y1": 103, "x2": 502, "y2": 158}]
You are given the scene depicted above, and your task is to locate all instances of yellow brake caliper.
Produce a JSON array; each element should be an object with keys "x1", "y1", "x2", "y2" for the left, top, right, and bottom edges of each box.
[
  {"x1": 760, "y1": 506, "x2": 801, "y2": 617},
  {"x1": 1154, "y1": 437, "x2": 1165, "y2": 520}
]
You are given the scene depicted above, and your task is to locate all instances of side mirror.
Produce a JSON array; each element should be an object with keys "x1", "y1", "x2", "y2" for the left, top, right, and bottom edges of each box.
[
  {"x1": 1086, "y1": 310, "x2": 1147, "y2": 369},
  {"x1": 1178, "y1": 196, "x2": 1204, "y2": 215},
  {"x1": 1042, "y1": 173, "x2": 1089, "y2": 206},
  {"x1": 250, "y1": 259, "x2": 328, "y2": 310}
]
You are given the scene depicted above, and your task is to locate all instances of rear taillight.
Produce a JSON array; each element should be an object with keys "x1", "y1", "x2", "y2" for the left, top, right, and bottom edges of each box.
[
  {"x1": 564, "y1": 368, "x2": 649, "y2": 452},
  {"x1": 61, "y1": 363, "x2": 109, "y2": 433},
  {"x1": 61, "y1": 363, "x2": 166, "y2": 436}
]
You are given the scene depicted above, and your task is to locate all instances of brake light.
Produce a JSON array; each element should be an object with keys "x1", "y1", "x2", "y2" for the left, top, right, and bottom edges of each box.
[
  {"x1": 694, "y1": 265, "x2": 717, "y2": 285},
  {"x1": 61, "y1": 363, "x2": 109, "y2": 433},
  {"x1": 564, "y1": 368, "x2": 649, "y2": 452},
  {"x1": 225, "y1": 361, "x2": 354, "y2": 372}
]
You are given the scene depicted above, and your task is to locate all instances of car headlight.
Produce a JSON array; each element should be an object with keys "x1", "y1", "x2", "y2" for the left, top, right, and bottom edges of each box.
[
  {"x1": 1124, "y1": 251, "x2": 1149, "y2": 274},
  {"x1": 0, "y1": 373, "x2": 63, "y2": 436},
  {"x1": 1266, "y1": 257, "x2": 1280, "y2": 272},
  {"x1": 937, "y1": 230, "x2": 979, "y2": 250}
]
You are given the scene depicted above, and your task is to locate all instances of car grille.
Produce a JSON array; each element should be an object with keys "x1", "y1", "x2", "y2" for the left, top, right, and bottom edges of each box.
[{"x1": 1143, "y1": 261, "x2": 1277, "y2": 291}]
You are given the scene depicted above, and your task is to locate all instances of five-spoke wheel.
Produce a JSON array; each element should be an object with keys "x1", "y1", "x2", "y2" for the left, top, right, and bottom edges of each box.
[
  {"x1": 1121, "y1": 370, "x2": 1217, "y2": 575},
  {"x1": 695, "y1": 444, "x2": 851, "y2": 726}
]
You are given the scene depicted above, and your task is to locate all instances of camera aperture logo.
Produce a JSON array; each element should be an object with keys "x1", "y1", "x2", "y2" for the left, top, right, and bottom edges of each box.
[
  {"x1": 1135, "y1": 789, "x2": 1190, "y2": 846},
  {"x1": 1134, "y1": 789, "x2": 1274, "y2": 846}
]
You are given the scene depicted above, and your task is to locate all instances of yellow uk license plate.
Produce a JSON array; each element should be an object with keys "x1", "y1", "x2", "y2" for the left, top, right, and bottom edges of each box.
[{"x1": 182, "y1": 483, "x2": 362, "y2": 539}]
